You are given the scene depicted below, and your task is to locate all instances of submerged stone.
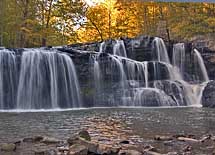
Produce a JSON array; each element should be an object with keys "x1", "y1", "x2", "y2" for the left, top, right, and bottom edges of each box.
[
  {"x1": 119, "y1": 149, "x2": 142, "y2": 155},
  {"x1": 154, "y1": 136, "x2": 173, "y2": 141},
  {"x1": 96, "y1": 144, "x2": 120, "y2": 155},
  {"x1": 34, "y1": 149, "x2": 57, "y2": 155},
  {"x1": 78, "y1": 130, "x2": 91, "y2": 141},
  {"x1": 42, "y1": 137, "x2": 62, "y2": 144},
  {"x1": 0, "y1": 143, "x2": 16, "y2": 151},
  {"x1": 202, "y1": 81, "x2": 215, "y2": 108},
  {"x1": 68, "y1": 144, "x2": 88, "y2": 155}
]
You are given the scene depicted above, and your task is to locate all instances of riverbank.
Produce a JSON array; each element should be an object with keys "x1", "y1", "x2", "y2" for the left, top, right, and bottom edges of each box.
[
  {"x1": 1, "y1": 124, "x2": 214, "y2": 155},
  {"x1": 1, "y1": 107, "x2": 215, "y2": 155}
]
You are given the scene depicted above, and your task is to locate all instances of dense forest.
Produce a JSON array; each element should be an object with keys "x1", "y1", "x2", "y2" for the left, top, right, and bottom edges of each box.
[{"x1": 0, "y1": 0, "x2": 215, "y2": 48}]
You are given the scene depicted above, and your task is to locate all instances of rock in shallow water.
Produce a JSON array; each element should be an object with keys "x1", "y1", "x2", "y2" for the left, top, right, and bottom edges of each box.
[
  {"x1": 78, "y1": 130, "x2": 91, "y2": 141},
  {"x1": 0, "y1": 143, "x2": 16, "y2": 151},
  {"x1": 118, "y1": 149, "x2": 142, "y2": 155},
  {"x1": 96, "y1": 144, "x2": 120, "y2": 155},
  {"x1": 154, "y1": 135, "x2": 173, "y2": 141},
  {"x1": 42, "y1": 137, "x2": 62, "y2": 144},
  {"x1": 23, "y1": 136, "x2": 44, "y2": 143},
  {"x1": 143, "y1": 145, "x2": 158, "y2": 152},
  {"x1": 35, "y1": 149, "x2": 57, "y2": 155},
  {"x1": 68, "y1": 144, "x2": 88, "y2": 155},
  {"x1": 68, "y1": 137, "x2": 80, "y2": 145},
  {"x1": 67, "y1": 136, "x2": 99, "y2": 154},
  {"x1": 177, "y1": 137, "x2": 200, "y2": 143},
  {"x1": 202, "y1": 80, "x2": 215, "y2": 108},
  {"x1": 166, "y1": 152, "x2": 178, "y2": 155}
]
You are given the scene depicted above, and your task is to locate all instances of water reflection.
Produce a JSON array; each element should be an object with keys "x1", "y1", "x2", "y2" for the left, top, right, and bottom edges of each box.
[{"x1": 0, "y1": 107, "x2": 215, "y2": 143}]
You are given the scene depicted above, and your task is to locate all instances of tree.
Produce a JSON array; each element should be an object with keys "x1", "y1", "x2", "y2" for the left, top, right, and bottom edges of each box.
[{"x1": 0, "y1": 1, "x2": 214, "y2": 47}]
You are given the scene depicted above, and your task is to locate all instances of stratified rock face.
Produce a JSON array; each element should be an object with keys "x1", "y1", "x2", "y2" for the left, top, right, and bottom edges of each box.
[
  {"x1": 67, "y1": 35, "x2": 156, "y2": 61},
  {"x1": 150, "y1": 80, "x2": 189, "y2": 106},
  {"x1": 191, "y1": 34, "x2": 215, "y2": 51},
  {"x1": 123, "y1": 36, "x2": 155, "y2": 61},
  {"x1": 202, "y1": 81, "x2": 215, "y2": 108},
  {"x1": 68, "y1": 36, "x2": 215, "y2": 81},
  {"x1": 200, "y1": 48, "x2": 215, "y2": 81}
]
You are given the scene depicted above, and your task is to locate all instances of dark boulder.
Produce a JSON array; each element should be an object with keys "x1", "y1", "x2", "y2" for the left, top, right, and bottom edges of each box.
[{"x1": 202, "y1": 80, "x2": 215, "y2": 108}]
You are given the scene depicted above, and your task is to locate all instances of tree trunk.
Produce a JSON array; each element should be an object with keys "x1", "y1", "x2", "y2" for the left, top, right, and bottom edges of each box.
[
  {"x1": 88, "y1": 18, "x2": 103, "y2": 41},
  {"x1": 108, "y1": 1, "x2": 111, "y2": 39},
  {"x1": 20, "y1": 0, "x2": 30, "y2": 47},
  {"x1": 0, "y1": 0, "x2": 4, "y2": 46},
  {"x1": 42, "y1": 0, "x2": 53, "y2": 47}
]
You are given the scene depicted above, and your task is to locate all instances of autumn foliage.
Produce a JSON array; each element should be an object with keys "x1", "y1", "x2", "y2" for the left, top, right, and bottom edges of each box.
[{"x1": 0, "y1": 0, "x2": 214, "y2": 48}]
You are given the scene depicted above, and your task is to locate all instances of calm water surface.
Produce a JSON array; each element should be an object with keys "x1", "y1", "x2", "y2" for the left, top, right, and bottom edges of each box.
[{"x1": 0, "y1": 107, "x2": 215, "y2": 143}]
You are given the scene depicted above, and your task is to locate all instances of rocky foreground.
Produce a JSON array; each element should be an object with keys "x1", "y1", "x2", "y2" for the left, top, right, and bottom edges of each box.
[{"x1": 1, "y1": 117, "x2": 215, "y2": 155}]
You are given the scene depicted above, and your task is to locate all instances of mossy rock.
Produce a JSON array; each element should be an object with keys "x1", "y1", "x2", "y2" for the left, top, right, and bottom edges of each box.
[{"x1": 78, "y1": 130, "x2": 91, "y2": 141}]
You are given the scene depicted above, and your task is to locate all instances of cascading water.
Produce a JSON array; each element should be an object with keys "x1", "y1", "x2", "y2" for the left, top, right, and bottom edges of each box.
[
  {"x1": 152, "y1": 37, "x2": 170, "y2": 63},
  {"x1": 113, "y1": 40, "x2": 127, "y2": 57},
  {"x1": 90, "y1": 54, "x2": 103, "y2": 105},
  {"x1": 91, "y1": 43, "x2": 181, "y2": 106},
  {"x1": 172, "y1": 43, "x2": 185, "y2": 77},
  {"x1": 99, "y1": 41, "x2": 105, "y2": 53},
  {"x1": 90, "y1": 37, "x2": 209, "y2": 107},
  {"x1": 0, "y1": 49, "x2": 18, "y2": 109},
  {"x1": 0, "y1": 36, "x2": 210, "y2": 110},
  {"x1": 143, "y1": 62, "x2": 148, "y2": 87},
  {"x1": 171, "y1": 44, "x2": 209, "y2": 106},
  {"x1": 193, "y1": 49, "x2": 209, "y2": 82},
  {"x1": 17, "y1": 49, "x2": 82, "y2": 109},
  {"x1": 0, "y1": 48, "x2": 82, "y2": 110},
  {"x1": 190, "y1": 49, "x2": 209, "y2": 106}
]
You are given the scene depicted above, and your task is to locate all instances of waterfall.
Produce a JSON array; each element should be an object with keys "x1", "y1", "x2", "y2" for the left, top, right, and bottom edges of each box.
[
  {"x1": 0, "y1": 36, "x2": 211, "y2": 109},
  {"x1": 90, "y1": 37, "x2": 189, "y2": 107},
  {"x1": 91, "y1": 52, "x2": 152, "y2": 106},
  {"x1": 168, "y1": 45, "x2": 209, "y2": 107},
  {"x1": 152, "y1": 37, "x2": 170, "y2": 63},
  {"x1": 90, "y1": 51, "x2": 184, "y2": 106},
  {"x1": 0, "y1": 49, "x2": 18, "y2": 109},
  {"x1": 113, "y1": 40, "x2": 127, "y2": 57},
  {"x1": 196, "y1": 81, "x2": 209, "y2": 106},
  {"x1": 109, "y1": 55, "x2": 150, "y2": 90},
  {"x1": 143, "y1": 62, "x2": 148, "y2": 87},
  {"x1": 193, "y1": 49, "x2": 209, "y2": 82},
  {"x1": 170, "y1": 44, "x2": 209, "y2": 107},
  {"x1": 159, "y1": 61, "x2": 183, "y2": 81},
  {"x1": 99, "y1": 41, "x2": 105, "y2": 53},
  {"x1": 172, "y1": 43, "x2": 185, "y2": 78},
  {"x1": 90, "y1": 55, "x2": 102, "y2": 105},
  {"x1": 187, "y1": 49, "x2": 209, "y2": 106},
  {"x1": 16, "y1": 49, "x2": 82, "y2": 109}
]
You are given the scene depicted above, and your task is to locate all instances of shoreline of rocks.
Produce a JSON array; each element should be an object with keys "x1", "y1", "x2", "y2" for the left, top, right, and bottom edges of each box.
[
  {"x1": 1, "y1": 129, "x2": 215, "y2": 155},
  {"x1": 1, "y1": 116, "x2": 215, "y2": 155}
]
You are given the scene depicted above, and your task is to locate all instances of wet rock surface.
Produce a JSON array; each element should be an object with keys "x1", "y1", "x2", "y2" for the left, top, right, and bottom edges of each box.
[
  {"x1": 202, "y1": 80, "x2": 215, "y2": 108},
  {"x1": 59, "y1": 35, "x2": 215, "y2": 81},
  {"x1": 0, "y1": 143, "x2": 16, "y2": 151}
]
